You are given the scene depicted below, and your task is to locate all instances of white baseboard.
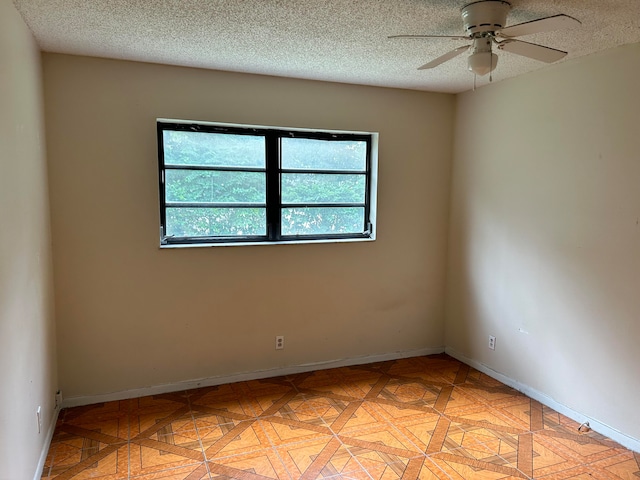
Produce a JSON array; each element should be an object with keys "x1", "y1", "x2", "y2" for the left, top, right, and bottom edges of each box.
[
  {"x1": 33, "y1": 405, "x2": 60, "y2": 480},
  {"x1": 61, "y1": 347, "x2": 445, "y2": 408},
  {"x1": 445, "y1": 347, "x2": 640, "y2": 453}
]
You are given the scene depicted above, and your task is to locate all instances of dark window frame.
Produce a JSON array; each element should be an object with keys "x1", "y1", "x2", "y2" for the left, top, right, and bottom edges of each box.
[{"x1": 157, "y1": 120, "x2": 376, "y2": 246}]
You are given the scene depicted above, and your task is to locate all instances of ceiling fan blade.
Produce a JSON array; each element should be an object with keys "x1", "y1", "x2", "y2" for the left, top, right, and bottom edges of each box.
[
  {"x1": 418, "y1": 45, "x2": 470, "y2": 70},
  {"x1": 388, "y1": 34, "x2": 470, "y2": 40},
  {"x1": 498, "y1": 14, "x2": 581, "y2": 38},
  {"x1": 497, "y1": 39, "x2": 567, "y2": 63}
]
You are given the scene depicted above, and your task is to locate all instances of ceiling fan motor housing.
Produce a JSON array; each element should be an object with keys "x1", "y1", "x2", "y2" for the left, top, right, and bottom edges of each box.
[{"x1": 461, "y1": 0, "x2": 511, "y2": 35}]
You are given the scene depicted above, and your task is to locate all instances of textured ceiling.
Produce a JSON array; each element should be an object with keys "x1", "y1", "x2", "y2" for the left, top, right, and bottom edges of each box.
[{"x1": 12, "y1": 0, "x2": 640, "y2": 93}]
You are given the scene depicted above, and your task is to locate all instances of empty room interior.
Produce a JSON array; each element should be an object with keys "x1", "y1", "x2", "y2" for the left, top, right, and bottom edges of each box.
[{"x1": 1, "y1": 0, "x2": 639, "y2": 478}]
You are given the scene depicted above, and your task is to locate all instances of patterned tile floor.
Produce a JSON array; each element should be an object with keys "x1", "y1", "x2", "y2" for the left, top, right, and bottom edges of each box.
[{"x1": 42, "y1": 354, "x2": 639, "y2": 479}]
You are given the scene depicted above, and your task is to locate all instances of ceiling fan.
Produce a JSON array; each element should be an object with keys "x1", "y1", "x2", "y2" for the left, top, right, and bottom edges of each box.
[{"x1": 390, "y1": 0, "x2": 581, "y2": 76}]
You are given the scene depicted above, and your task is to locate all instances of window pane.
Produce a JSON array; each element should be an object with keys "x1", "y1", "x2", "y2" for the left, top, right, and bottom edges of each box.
[
  {"x1": 166, "y1": 170, "x2": 265, "y2": 203},
  {"x1": 281, "y1": 138, "x2": 366, "y2": 171},
  {"x1": 166, "y1": 208, "x2": 266, "y2": 237},
  {"x1": 281, "y1": 207, "x2": 365, "y2": 236},
  {"x1": 281, "y1": 174, "x2": 365, "y2": 204},
  {"x1": 163, "y1": 130, "x2": 265, "y2": 167}
]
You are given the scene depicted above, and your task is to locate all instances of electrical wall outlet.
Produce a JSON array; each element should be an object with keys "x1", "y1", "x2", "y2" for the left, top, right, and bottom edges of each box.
[
  {"x1": 488, "y1": 335, "x2": 496, "y2": 350},
  {"x1": 55, "y1": 391, "x2": 63, "y2": 409},
  {"x1": 275, "y1": 335, "x2": 284, "y2": 350}
]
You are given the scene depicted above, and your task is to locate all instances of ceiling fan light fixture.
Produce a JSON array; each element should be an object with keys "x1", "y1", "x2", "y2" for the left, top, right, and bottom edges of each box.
[{"x1": 467, "y1": 51, "x2": 498, "y2": 76}]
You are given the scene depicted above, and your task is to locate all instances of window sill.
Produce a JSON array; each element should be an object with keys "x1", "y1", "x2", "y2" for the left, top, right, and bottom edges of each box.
[{"x1": 159, "y1": 235, "x2": 376, "y2": 248}]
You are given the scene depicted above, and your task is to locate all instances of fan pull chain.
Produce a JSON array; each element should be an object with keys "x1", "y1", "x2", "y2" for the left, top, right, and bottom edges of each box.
[{"x1": 489, "y1": 51, "x2": 494, "y2": 82}]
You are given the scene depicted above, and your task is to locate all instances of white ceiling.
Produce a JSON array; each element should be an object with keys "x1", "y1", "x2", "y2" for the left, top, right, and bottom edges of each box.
[{"x1": 12, "y1": 0, "x2": 640, "y2": 93}]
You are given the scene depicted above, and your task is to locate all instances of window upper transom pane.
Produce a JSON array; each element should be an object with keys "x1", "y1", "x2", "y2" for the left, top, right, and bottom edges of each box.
[
  {"x1": 281, "y1": 138, "x2": 367, "y2": 171},
  {"x1": 163, "y1": 130, "x2": 265, "y2": 168}
]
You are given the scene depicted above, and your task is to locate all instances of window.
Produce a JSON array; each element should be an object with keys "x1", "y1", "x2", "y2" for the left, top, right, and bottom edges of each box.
[{"x1": 157, "y1": 120, "x2": 377, "y2": 246}]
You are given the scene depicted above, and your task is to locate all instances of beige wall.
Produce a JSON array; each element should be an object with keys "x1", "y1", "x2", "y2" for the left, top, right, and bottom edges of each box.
[
  {"x1": 0, "y1": 1, "x2": 58, "y2": 478},
  {"x1": 43, "y1": 54, "x2": 454, "y2": 399},
  {"x1": 447, "y1": 43, "x2": 640, "y2": 441}
]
